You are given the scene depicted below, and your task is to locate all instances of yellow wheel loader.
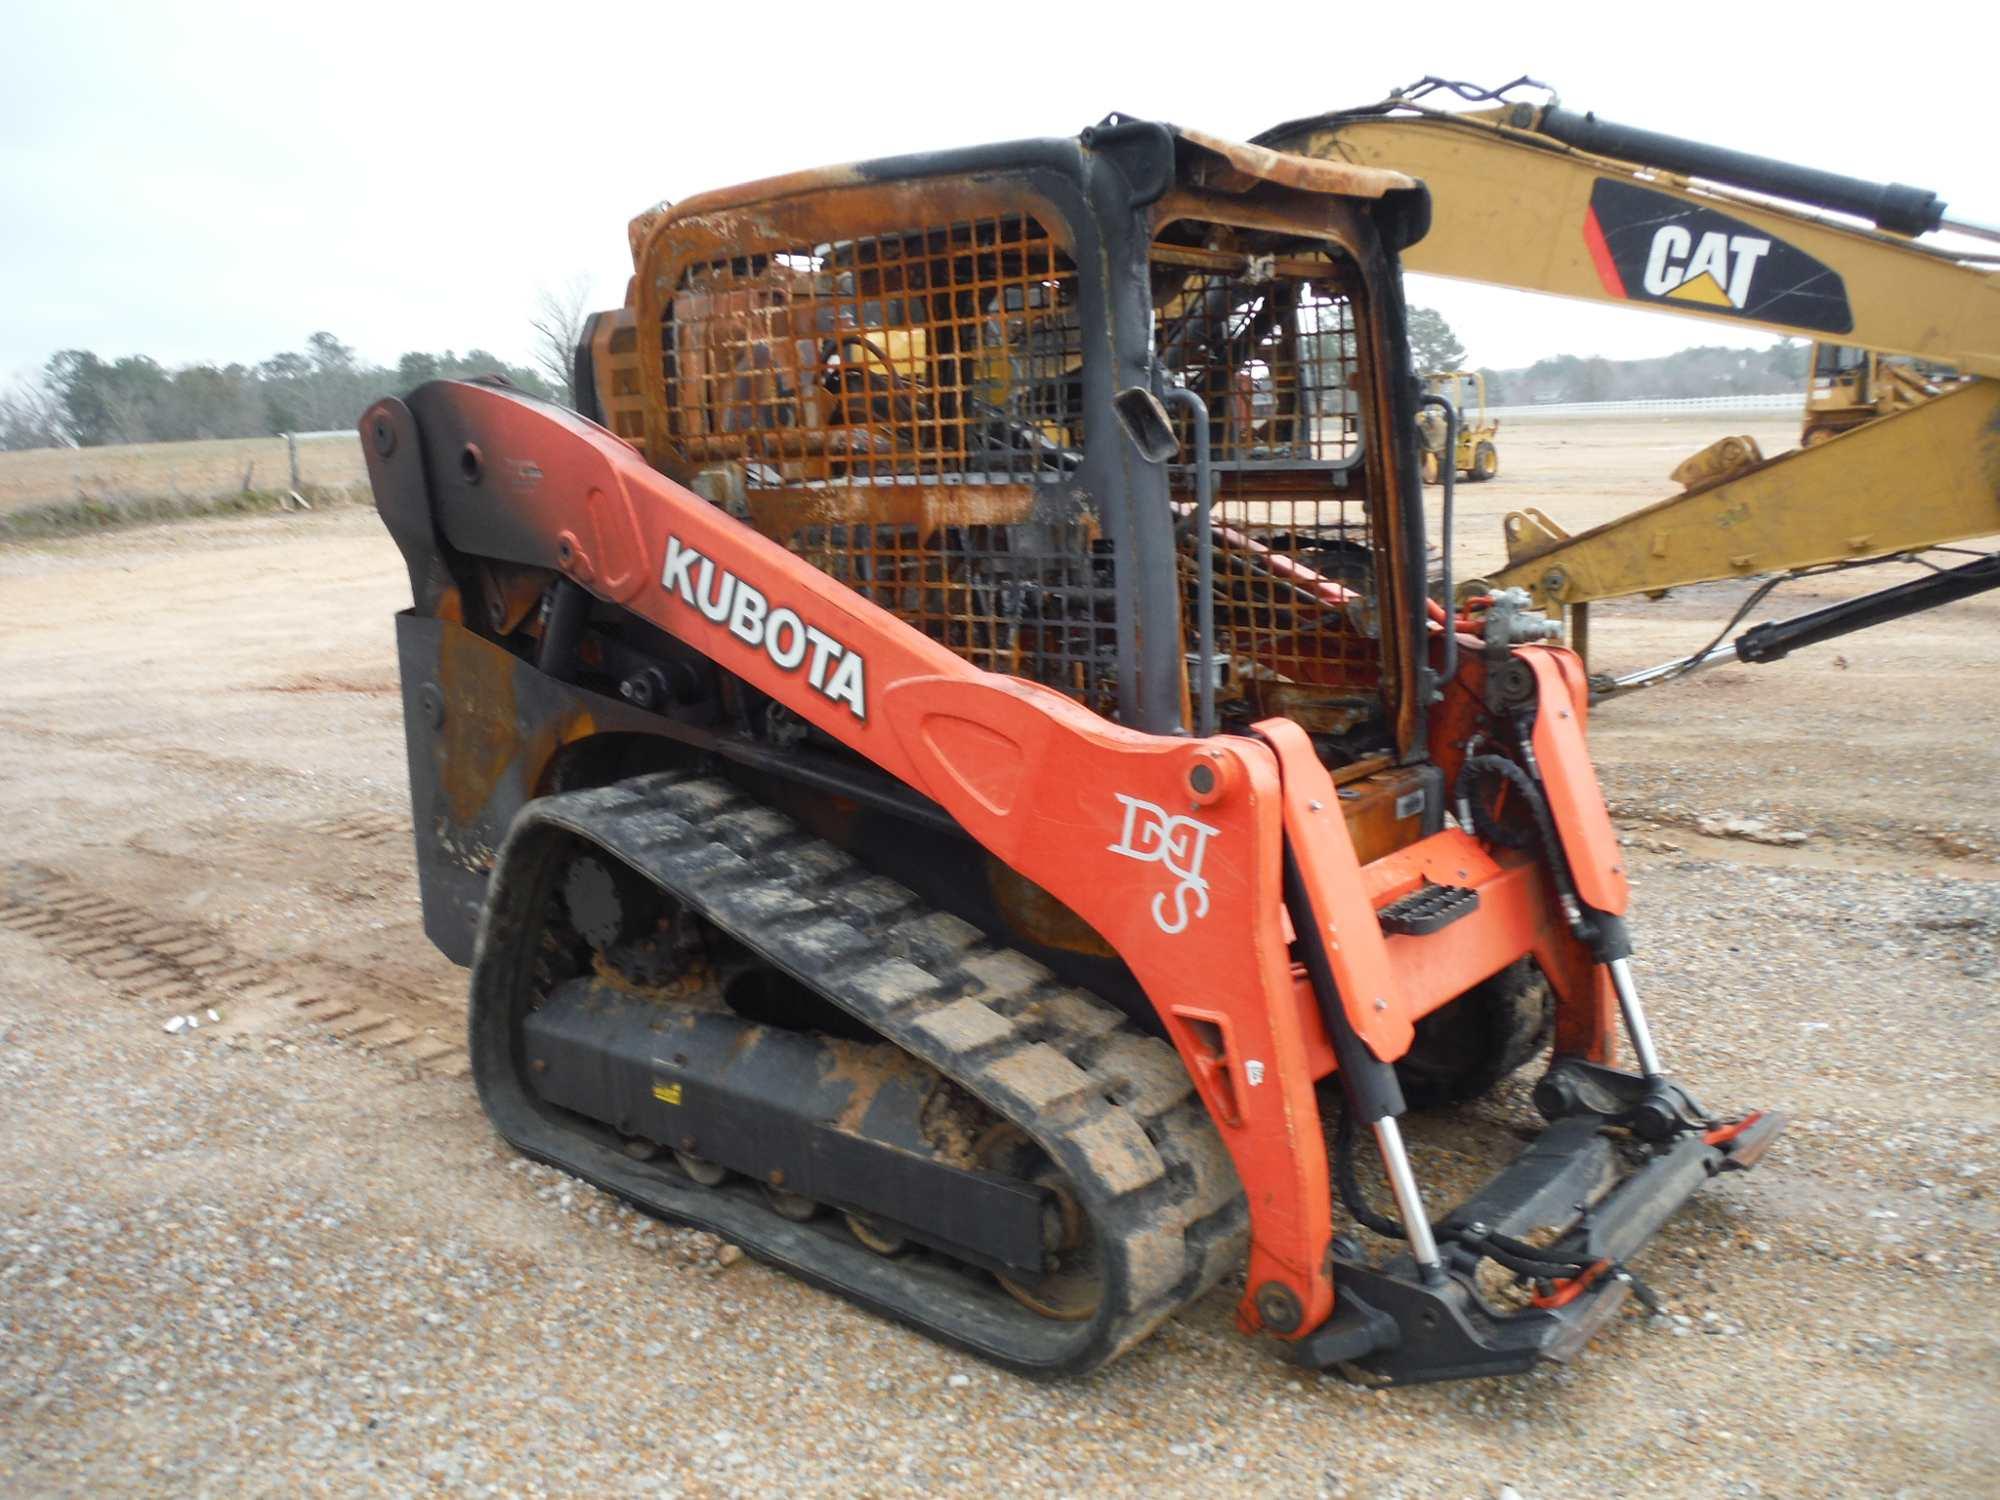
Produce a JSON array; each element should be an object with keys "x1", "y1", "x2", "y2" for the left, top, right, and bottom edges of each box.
[{"x1": 1417, "y1": 370, "x2": 1499, "y2": 484}]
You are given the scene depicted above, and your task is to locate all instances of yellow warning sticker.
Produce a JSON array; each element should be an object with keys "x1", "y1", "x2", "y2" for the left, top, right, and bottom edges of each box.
[{"x1": 652, "y1": 1080, "x2": 683, "y2": 1105}]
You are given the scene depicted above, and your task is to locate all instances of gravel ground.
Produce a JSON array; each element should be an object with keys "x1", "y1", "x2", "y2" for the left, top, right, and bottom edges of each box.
[
  {"x1": 2, "y1": 424, "x2": 1996, "y2": 1496},
  {"x1": 3, "y1": 860, "x2": 1992, "y2": 1499}
]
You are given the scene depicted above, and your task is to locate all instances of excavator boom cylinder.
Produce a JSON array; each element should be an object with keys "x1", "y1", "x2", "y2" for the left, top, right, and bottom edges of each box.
[{"x1": 1535, "y1": 106, "x2": 1947, "y2": 237}]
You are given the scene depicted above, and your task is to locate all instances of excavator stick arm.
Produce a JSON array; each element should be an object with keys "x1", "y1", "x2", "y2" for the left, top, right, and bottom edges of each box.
[{"x1": 1487, "y1": 378, "x2": 2000, "y2": 608}]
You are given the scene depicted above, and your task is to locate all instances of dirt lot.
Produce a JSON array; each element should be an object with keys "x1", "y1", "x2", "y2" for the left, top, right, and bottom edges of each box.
[{"x1": 1, "y1": 418, "x2": 1994, "y2": 1497}]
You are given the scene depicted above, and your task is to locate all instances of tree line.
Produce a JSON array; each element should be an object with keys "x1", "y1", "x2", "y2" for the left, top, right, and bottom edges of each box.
[
  {"x1": 2, "y1": 303, "x2": 1815, "y2": 453},
  {"x1": 0, "y1": 332, "x2": 557, "y2": 452},
  {"x1": 1350, "y1": 308, "x2": 1814, "y2": 407},
  {"x1": 1404, "y1": 307, "x2": 1812, "y2": 405},
  {"x1": 1477, "y1": 340, "x2": 1811, "y2": 406}
]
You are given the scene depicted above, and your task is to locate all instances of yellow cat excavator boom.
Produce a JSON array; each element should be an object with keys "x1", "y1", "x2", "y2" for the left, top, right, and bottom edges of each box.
[{"x1": 1260, "y1": 79, "x2": 2000, "y2": 684}]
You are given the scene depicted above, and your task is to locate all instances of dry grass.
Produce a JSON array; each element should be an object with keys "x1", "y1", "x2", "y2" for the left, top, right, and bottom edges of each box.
[{"x1": 0, "y1": 433, "x2": 369, "y2": 536}]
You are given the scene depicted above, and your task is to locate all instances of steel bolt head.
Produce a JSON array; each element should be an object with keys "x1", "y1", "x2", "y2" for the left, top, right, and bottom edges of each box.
[{"x1": 1253, "y1": 1280, "x2": 1304, "y2": 1334}]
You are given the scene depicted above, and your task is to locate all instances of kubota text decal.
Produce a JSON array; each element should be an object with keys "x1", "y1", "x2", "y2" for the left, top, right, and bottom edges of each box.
[
  {"x1": 1583, "y1": 178, "x2": 1853, "y2": 335},
  {"x1": 660, "y1": 536, "x2": 868, "y2": 719}
]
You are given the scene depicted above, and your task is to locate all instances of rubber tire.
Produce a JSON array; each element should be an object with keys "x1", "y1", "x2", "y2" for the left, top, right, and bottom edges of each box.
[
  {"x1": 1466, "y1": 441, "x2": 1498, "y2": 482},
  {"x1": 1393, "y1": 959, "x2": 1553, "y2": 1110}
]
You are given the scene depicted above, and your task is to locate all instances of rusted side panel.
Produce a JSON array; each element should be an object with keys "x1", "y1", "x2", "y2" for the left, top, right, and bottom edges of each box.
[{"x1": 395, "y1": 612, "x2": 666, "y2": 964}]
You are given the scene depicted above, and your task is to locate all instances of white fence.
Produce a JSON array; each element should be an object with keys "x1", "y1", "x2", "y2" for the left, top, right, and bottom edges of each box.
[{"x1": 1489, "y1": 393, "x2": 1806, "y2": 419}]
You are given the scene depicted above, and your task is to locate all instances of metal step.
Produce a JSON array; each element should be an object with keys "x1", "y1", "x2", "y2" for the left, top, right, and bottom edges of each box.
[{"x1": 1376, "y1": 882, "x2": 1480, "y2": 937}]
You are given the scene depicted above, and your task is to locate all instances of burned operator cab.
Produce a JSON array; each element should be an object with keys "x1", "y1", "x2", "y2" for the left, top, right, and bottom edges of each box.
[{"x1": 566, "y1": 122, "x2": 1452, "y2": 996}]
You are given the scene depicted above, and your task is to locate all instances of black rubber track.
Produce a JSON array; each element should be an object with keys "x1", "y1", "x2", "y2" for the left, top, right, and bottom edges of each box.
[{"x1": 468, "y1": 771, "x2": 1249, "y2": 1377}]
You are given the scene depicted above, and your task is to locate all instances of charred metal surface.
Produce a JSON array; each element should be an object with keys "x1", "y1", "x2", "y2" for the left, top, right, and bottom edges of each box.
[
  {"x1": 1173, "y1": 126, "x2": 1416, "y2": 198},
  {"x1": 1334, "y1": 764, "x2": 1442, "y2": 866},
  {"x1": 397, "y1": 604, "x2": 1153, "y2": 1003},
  {"x1": 395, "y1": 614, "x2": 666, "y2": 964},
  {"x1": 582, "y1": 308, "x2": 645, "y2": 444},
  {"x1": 363, "y1": 396, "x2": 469, "y2": 619},
  {"x1": 610, "y1": 121, "x2": 1427, "y2": 754},
  {"x1": 630, "y1": 143, "x2": 1176, "y2": 730}
]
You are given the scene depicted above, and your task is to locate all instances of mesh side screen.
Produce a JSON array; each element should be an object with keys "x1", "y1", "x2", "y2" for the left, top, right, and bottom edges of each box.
[
  {"x1": 1157, "y1": 272, "x2": 1361, "y2": 464},
  {"x1": 665, "y1": 216, "x2": 1083, "y2": 485},
  {"x1": 665, "y1": 216, "x2": 1116, "y2": 712},
  {"x1": 790, "y1": 523, "x2": 1117, "y2": 711},
  {"x1": 1156, "y1": 264, "x2": 1384, "y2": 727}
]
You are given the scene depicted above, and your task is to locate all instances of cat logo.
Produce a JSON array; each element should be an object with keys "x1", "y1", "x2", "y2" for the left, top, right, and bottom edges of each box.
[
  {"x1": 1584, "y1": 178, "x2": 1853, "y2": 336},
  {"x1": 1641, "y1": 226, "x2": 1770, "y2": 309}
]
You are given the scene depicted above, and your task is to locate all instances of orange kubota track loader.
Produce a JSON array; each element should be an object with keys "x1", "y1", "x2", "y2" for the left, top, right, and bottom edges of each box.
[{"x1": 362, "y1": 118, "x2": 1780, "y2": 1383}]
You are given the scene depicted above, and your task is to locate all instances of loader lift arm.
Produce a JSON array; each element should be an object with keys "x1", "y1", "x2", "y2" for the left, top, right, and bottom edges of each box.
[{"x1": 1258, "y1": 81, "x2": 2000, "y2": 656}]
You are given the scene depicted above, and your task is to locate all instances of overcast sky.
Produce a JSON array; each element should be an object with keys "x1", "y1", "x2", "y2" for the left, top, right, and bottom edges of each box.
[{"x1": 3, "y1": 1, "x2": 1992, "y2": 381}]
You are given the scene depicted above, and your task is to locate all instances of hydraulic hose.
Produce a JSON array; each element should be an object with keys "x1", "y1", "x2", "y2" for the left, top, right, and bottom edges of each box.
[
  {"x1": 1333, "y1": 1098, "x2": 1407, "y2": 1240},
  {"x1": 1454, "y1": 751, "x2": 1547, "y2": 853},
  {"x1": 1454, "y1": 747, "x2": 1626, "y2": 960}
]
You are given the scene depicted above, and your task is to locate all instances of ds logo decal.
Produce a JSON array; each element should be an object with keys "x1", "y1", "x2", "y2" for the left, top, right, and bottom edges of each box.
[
  {"x1": 1108, "y1": 794, "x2": 1219, "y2": 936},
  {"x1": 1583, "y1": 178, "x2": 1853, "y2": 335},
  {"x1": 660, "y1": 535, "x2": 868, "y2": 719}
]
